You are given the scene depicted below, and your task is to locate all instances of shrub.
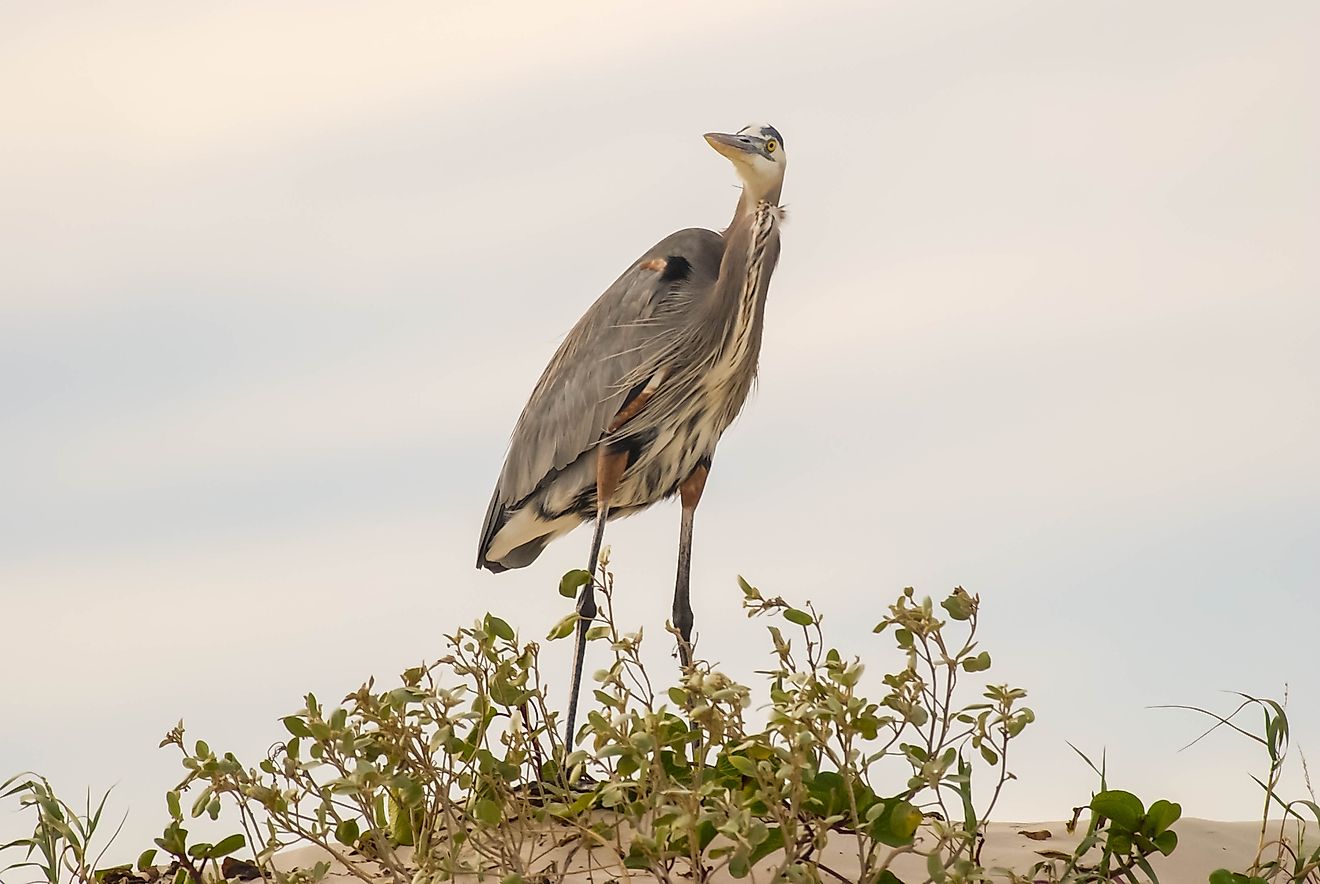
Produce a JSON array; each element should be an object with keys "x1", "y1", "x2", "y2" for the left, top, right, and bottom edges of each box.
[{"x1": 3, "y1": 568, "x2": 1314, "y2": 883}]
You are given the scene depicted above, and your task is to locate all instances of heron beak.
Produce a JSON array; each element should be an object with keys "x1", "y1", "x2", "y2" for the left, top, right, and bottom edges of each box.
[{"x1": 704, "y1": 132, "x2": 758, "y2": 162}]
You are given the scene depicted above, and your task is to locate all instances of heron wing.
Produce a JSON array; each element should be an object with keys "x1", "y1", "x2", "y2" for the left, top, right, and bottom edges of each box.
[{"x1": 480, "y1": 227, "x2": 724, "y2": 551}]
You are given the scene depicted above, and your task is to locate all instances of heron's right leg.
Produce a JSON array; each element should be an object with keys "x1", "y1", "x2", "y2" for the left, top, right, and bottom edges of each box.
[
  {"x1": 672, "y1": 460, "x2": 710, "y2": 670},
  {"x1": 563, "y1": 446, "x2": 628, "y2": 754}
]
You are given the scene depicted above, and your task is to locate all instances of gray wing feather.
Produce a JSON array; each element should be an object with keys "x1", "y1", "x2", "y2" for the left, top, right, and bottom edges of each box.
[{"x1": 479, "y1": 227, "x2": 724, "y2": 554}]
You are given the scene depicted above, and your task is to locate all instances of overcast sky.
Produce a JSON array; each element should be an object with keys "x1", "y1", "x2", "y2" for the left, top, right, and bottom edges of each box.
[{"x1": 2, "y1": 0, "x2": 1318, "y2": 862}]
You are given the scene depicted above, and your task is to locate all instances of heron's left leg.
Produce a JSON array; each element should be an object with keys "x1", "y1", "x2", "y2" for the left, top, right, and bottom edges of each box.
[
  {"x1": 563, "y1": 446, "x2": 628, "y2": 752},
  {"x1": 673, "y1": 459, "x2": 709, "y2": 669}
]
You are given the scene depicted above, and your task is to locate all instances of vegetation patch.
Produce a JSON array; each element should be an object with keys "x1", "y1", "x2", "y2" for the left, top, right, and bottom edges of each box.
[{"x1": 3, "y1": 569, "x2": 1316, "y2": 883}]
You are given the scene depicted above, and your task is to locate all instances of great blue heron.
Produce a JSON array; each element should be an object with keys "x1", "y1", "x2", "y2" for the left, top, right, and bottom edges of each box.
[{"x1": 477, "y1": 124, "x2": 787, "y2": 746}]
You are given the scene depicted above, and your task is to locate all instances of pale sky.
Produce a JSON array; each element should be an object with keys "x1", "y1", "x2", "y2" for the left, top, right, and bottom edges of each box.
[{"x1": 2, "y1": 0, "x2": 1318, "y2": 863}]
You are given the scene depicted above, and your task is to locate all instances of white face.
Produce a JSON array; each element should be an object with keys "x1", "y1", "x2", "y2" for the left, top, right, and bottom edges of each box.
[{"x1": 706, "y1": 123, "x2": 786, "y2": 200}]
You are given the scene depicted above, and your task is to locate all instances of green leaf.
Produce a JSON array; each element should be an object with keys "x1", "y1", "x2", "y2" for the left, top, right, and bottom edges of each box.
[
  {"x1": 783, "y1": 608, "x2": 814, "y2": 627},
  {"x1": 748, "y1": 826, "x2": 785, "y2": 866},
  {"x1": 388, "y1": 794, "x2": 414, "y2": 847},
  {"x1": 961, "y1": 651, "x2": 992, "y2": 673},
  {"x1": 165, "y1": 791, "x2": 181, "y2": 821},
  {"x1": 957, "y1": 755, "x2": 977, "y2": 835},
  {"x1": 489, "y1": 678, "x2": 531, "y2": 707},
  {"x1": 206, "y1": 834, "x2": 245, "y2": 859},
  {"x1": 728, "y1": 849, "x2": 750, "y2": 879},
  {"x1": 156, "y1": 822, "x2": 188, "y2": 856},
  {"x1": 940, "y1": 589, "x2": 975, "y2": 621},
  {"x1": 564, "y1": 788, "x2": 599, "y2": 817},
  {"x1": 1153, "y1": 830, "x2": 1177, "y2": 856},
  {"x1": 484, "y1": 614, "x2": 515, "y2": 641},
  {"x1": 624, "y1": 840, "x2": 651, "y2": 870},
  {"x1": 282, "y1": 717, "x2": 312, "y2": 739},
  {"x1": 727, "y1": 755, "x2": 758, "y2": 778},
  {"x1": 558, "y1": 569, "x2": 592, "y2": 599},
  {"x1": 546, "y1": 613, "x2": 578, "y2": 641},
  {"x1": 334, "y1": 819, "x2": 360, "y2": 847},
  {"x1": 868, "y1": 798, "x2": 921, "y2": 847},
  {"x1": 888, "y1": 800, "x2": 922, "y2": 844},
  {"x1": 474, "y1": 798, "x2": 502, "y2": 827},
  {"x1": 697, "y1": 819, "x2": 718, "y2": 850},
  {"x1": 136, "y1": 850, "x2": 158, "y2": 872},
  {"x1": 190, "y1": 786, "x2": 214, "y2": 819},
  {"x1": 807, "y1": 771, "x2": 847, "y2": 816},
  {"x1": 1133, "y1": 853, "x2": 1159, "y2": 882},
  {"x1": 1144, "y1": 798, "x2": 1181, "y2": 835},
  {"x1": 712, "y1": 753, "x2": 743, "y2": 786},
  {"x1": 390, "y1": 774, "x2": 425, "y2": 808},
  {"x1": 1091, "y1": 789, "x2": 1144, "y2": 831}
]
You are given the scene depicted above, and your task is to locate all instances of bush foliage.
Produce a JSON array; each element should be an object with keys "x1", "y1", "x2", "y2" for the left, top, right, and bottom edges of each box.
[{"x1": 3, "y1": 569, "x2": 1316, "y2": 883}]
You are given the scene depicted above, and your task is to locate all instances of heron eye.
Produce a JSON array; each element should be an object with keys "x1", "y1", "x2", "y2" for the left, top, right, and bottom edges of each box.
[{"x1": 766, "y1": 139, "x2": 778, "y2": 154}]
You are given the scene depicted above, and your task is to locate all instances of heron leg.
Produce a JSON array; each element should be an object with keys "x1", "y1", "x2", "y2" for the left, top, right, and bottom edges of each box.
[
  {"x1": 673, "y1": 460, "x2": 709, "y2": 670},
  {"x1": 563, "y1": 446, "x2": 628, "y2": 755}
]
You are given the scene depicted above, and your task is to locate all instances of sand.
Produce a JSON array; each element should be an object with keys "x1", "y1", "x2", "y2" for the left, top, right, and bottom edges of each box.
[{"x1": 270, "y1": 818, "x2": 1318, "y2": 883}]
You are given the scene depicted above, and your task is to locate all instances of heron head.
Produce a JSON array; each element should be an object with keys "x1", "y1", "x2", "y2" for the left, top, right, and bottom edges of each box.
[{"x1": 704, "y1": 123, "x2": 786, "y2": 203}]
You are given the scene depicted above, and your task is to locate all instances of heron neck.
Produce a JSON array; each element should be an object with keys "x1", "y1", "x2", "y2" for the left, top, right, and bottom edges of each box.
[
  {"x1": 732, "y1": 182, "x2": 782, "y2": 225},
  {"x1": 705, "y1": 197, "x2": 779, "y2": 383}
]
